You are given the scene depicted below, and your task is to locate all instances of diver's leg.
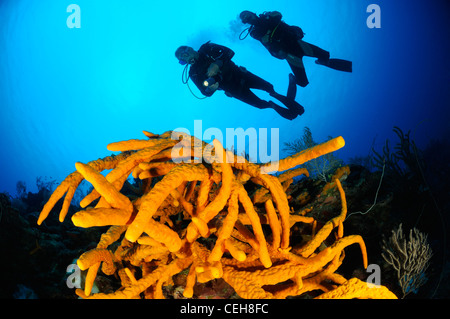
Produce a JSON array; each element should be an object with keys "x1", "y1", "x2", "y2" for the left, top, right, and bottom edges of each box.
[
  {"x1": 287, "y1": 73, "x2": 298, "y2": 100},
  {"x1": 230, "y1": 88, "x2": 299, "y2": 120},
  {"x1": 239, "y1": 68, "x2": 276, "y2": 94},
  {"x1": 233, "y1": 69, "x2": 303, "y2": 118},
  {"x1": 239, "y1": 69, "x2": 304, "y2": 116},
  {"x1": 266, "y1": 101, "x2": 299, "y2": 120},
  {"x1": 298, "y1": 40, "x2": 330, "y2": 60},
  {"x1": 269, "y1": 91, "x2": 305, "y2": 117},
  {"x1": 299, "y1": 41, "x2": 352, "y2": 72},
  {"x1": 241, "y1": 72, "x2": 304, "y2": 116},
  {"x1": 287, "y1": 61, "x2": 309, "y2": 87},
  {"x1": 268, "y1": 101, "x2": 299, "y2": 121},
  {"x1": 226, "y1": 87, "x2": 270, "y2": 108},
  {"x1": 241, "y1": 57, "x2": 308, "y2": 88}
]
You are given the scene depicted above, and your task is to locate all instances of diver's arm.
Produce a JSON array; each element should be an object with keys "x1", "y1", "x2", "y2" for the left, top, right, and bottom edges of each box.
[
  {"x1": 206, "y1": 45, "x2": 235, "y2": 78},
  {"x1": 190, "y1": 73, "x2": 215, "y2": 97},
  {"x1": 206, "y1": 44, "x2": 235, "y2": 69},
  {"x1": 207, "y1": 63, "x2": 220, "y2": 77},
  {"x1": 213, "y1": 44, "x2": 235, "y2": 61},
  {"x1": 204, "y1": 64, "x2": 220, "y2": 94},
  {"x1": 204, "y1": 82, "x2": 219, "y2": 94}
]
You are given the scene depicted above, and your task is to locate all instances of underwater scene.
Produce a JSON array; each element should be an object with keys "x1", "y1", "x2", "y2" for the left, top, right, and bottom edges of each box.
[{"x1": 0, "y1": 0, "x2": 449, "y2": 304}]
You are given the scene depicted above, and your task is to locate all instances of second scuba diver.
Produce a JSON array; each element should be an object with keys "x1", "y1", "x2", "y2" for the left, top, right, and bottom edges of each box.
[
  {"x1": 239, "y1": 10, "x2": 353, "y2": 88},
  {"x1": 175, "y1": 41, "x2": 304, "y2": 120}
]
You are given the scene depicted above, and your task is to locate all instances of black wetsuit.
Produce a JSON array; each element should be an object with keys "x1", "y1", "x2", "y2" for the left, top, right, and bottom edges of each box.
[
  {"x1": 188, "y1": 42, "x2": 302, "y2": 119},
  {"x1": 248, "y1": 11, "x2": 330, "y2": 87}
]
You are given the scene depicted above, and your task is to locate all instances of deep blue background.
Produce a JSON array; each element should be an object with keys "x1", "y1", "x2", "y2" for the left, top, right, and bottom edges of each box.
[{"x1": 1, "y1": 0, "x2": 449, "y2": 195}]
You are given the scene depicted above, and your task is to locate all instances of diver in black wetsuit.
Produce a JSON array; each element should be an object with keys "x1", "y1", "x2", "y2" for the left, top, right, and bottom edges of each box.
[
  {"x1": 239, "y1": 11, "x2": 353, "y2": 88},
  {"x1": 175, "y1": 42, "x2": 304, "y2": 120}
]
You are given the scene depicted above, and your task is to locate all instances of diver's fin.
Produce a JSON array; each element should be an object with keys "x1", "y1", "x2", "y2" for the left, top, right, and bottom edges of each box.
[
  {"x1": 268, "y1": 101, "x2": 298, "y2": 120},
  {"x1": 315, "y1": 58, "x2": 352, "y2": 73},
  {"x1": 270, "y1": 92, "x2": 305, "y2": 117},
  {"x1": 290, "y1": 99, "x2": 304, "y2": 116},
  {"x1": 287, "y1": 73, "x2": 298, "y2": 100}
]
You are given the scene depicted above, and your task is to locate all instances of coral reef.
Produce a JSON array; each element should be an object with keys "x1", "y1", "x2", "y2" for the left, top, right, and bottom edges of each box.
[
  {"x1": 0, "y1": 190, "x2": 101, "y2": 298},
  {"x1": 37, "y1": 130, "x2": 396, "y2": 299},
  {"x1": 369, "y1": 126, "x2": 448, "y2": 298},
  {"x1": 382, "y1": 223, "x2": 432, "y2": 298}
]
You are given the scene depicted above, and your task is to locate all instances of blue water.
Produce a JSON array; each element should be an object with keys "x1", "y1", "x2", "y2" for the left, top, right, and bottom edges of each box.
[{"x1": 1, "y1": 0, "x2": 449, "y2": 196}]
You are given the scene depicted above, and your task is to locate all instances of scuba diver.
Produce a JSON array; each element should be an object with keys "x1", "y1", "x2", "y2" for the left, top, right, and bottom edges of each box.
[
  {"x1": 175, "y1": 42, "x2": 304, "y2": 120},
  {"x1": 239, "y1": 10, "x2": 353, "y2": 88}
]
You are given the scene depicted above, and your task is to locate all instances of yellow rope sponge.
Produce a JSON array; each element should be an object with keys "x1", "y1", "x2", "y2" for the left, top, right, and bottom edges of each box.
[
  {"x1": 71, "y1": 208, "x2": 133, "y2": 228},
  {"x1": 260, "y1": 136, "x2": 345, "y2": 173},
  {"x1": 38, "y1": 130, "x2": 397, "y2": 299},
  {"x1": 75, "y1": 162, "x2": 134, "y2": 213},
  {"x1": 125, "y1": 164, "x2": 210, "y2": 242},
  {"x1": 315, "y1": 277, "x2": 398, "y2": 299}
]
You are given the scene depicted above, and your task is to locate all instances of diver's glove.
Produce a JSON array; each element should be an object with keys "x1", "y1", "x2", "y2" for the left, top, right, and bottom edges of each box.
[
  {"x1": 207, "y1": 63, "x2": 220, "y2": 77},
  {"x1": 204, "y1": 81, "x2": 219, "y2": 94}
]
